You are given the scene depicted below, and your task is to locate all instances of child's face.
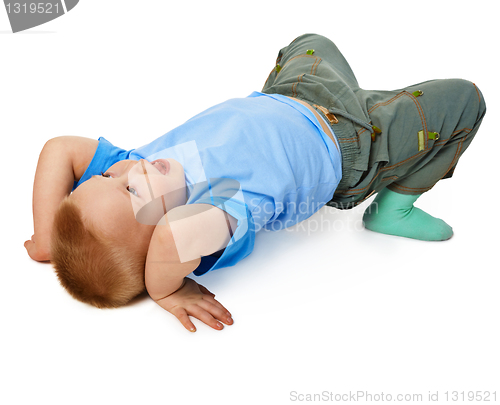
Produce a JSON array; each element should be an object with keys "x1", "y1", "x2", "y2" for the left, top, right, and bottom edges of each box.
[{"x1": 70, "y1": 158, "x2": 187, "y2": 246}]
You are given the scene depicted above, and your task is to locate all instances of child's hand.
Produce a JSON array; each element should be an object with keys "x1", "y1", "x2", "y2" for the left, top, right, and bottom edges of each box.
[
  {"x1": 24, "y1": 235, "x2": 50, "y2": 262},
  {"x1": 154, "y1": 278, "x2": 233, "y2": 332}
]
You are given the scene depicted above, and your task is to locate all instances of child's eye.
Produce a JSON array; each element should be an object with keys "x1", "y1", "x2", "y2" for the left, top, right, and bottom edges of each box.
[
  {"x1": 127, "y1": 186, "x2": 138, "y2": 197},
  {"x1": 101, "y1": 172, "x2": 111, "y2": 178}
]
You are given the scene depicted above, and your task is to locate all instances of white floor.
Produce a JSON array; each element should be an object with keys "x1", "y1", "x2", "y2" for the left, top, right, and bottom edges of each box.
[{"x1": 2, "y1": 1, "x2": 499, "y2": 404}]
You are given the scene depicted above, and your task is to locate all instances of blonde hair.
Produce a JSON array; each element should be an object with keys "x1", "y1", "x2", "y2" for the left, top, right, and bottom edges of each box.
[{"x1": 50, "y1": 197, "x2": 146, "y2": 308}]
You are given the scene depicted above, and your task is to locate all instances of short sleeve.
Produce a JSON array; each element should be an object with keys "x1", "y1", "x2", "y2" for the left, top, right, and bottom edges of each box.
[
  {"x1": 73, "y1": 137, "x2": 134, "y2": 190},
  {"x1": 186, "y1": 178, "x2": 256, "y2": 276}
]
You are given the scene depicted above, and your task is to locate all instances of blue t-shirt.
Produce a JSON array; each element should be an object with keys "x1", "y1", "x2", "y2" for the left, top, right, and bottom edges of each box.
[{"x1": 74, "y1": 92, "x2": 342, "y2": 275}]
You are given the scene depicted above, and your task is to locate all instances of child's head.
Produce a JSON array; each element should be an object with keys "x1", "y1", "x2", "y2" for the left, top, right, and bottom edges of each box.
[{"x1": 50, "y1": 158, "x2": 187, "y2": 308}]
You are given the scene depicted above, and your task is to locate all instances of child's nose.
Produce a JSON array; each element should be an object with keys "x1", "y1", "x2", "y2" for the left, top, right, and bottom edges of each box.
[
  {"x1": 141, "y1": 160, "x2": 155, "y2": 195},
  {"x1": 125, "y1": 160, "x2": 147, "y2": 186},
  {"x1": 127, "y1": 159, "x2": 147, "y2": 177}
]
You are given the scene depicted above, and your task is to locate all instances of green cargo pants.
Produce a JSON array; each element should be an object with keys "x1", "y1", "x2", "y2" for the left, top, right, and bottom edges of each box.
[{"x1": 262, "y1": 34, "x2": 486, "y2": 209}]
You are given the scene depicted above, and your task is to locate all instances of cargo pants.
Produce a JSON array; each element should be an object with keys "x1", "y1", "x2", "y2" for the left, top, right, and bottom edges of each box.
[{"x1": 262, "y1": 34, "x2": 486, "y2": 209}]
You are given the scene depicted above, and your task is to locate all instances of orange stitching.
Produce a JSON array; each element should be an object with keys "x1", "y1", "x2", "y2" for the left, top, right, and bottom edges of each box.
[
  {"x1": 383, "y1": 151, "x2": 426, "y2": 170},
  {"x1": 339, "y1": 133, "x2": 467, "y2": 196},
  {"x1": 338, "y1": 92, "x2": 428, "y2": 195},
  {"x1": 288, "y1": 54, "x2": 314, "y2": 97},
  {"x1": 443, "y1": 137, "x2": 466, "y2": 179},
  {"x1": 368, "y1": 91, "x2": 428, "y2": 147},
  {"x1": 389, "y1": 183, "x2": 434, "y2": 193},
  {"x1": 279, "y1": 54, "x2": 320, "y2": 74},
  {"x1": 406, "y1": 91, "x2": 428, "y2": 148},
  {"x1": 473, "y1": 83, "x2": 481, "y2": 103},
  {"x1": 452, "y1": 128, "x2": 472, "y2": 137},
  {"x1": 311, "y1": 57, "x2": 320, "y2": 75},
  {"x1": 368, "y1": 92, "x2": 407, "y2": 114},
  {"x1": 291, "y1": 74, "x2": 305, "y2": 98},
  {"x1": 337, "y1": 103, "x2": 473, "y2": 198},
  {"x1": 338, "y1": 126, "x2": 471, "y2": 197},
  {"x1": 336, "y1": 150, "x2": 427, "y2": 196}
]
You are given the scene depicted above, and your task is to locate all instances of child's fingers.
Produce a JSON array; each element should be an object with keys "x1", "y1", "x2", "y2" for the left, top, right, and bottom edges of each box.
[
  {"x1": 196, "y1": 299, "x2": 233, "y2": 325},
  {"x1": 187, "y1": 305, "x2": 227, "y2": 331},
  {"x1": 202, "y1": 295, "x2": 232, "y2": 318},
  {"x1": 169, "y1": 307, "x2": 197, "y2": 332}
]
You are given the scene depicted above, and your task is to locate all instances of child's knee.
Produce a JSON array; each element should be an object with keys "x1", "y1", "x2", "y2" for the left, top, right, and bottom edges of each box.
[
  {"x1": 450, "y1": 79, "x2": 486, "y2": 121},
  {"x1": 437, "y1": 79, "x2": 486, "y2": 131},
  {"x1": 471, "y1": 81, "x2": 487, "y2": 122}
]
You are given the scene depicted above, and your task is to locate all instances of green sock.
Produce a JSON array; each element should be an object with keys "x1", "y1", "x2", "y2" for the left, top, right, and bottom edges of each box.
[{"x1": 362, "y1": 188, "x2": 453, "y2": 241}]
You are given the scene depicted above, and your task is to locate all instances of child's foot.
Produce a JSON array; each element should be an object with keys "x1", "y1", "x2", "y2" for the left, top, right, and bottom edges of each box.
[{"x1": 362, "y1": 188, "x2": 453, "y2": 241}]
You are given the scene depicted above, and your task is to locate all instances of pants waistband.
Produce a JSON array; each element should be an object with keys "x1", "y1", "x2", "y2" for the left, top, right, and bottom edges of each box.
[
  {"x1": 286, "y1": 96, "x2": 340, "y2": 153},
  {"x1": 286, "y1": 96, "x2": 366, "y2": 193}
]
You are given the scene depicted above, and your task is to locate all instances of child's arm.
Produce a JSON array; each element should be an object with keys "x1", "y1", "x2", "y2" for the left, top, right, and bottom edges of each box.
[
  {"x1": 24, "y1": 136, "x2": 98, "y2": 262},
  {"x1": 145, "y1": 204, "x2": 237, "y2": 332}
]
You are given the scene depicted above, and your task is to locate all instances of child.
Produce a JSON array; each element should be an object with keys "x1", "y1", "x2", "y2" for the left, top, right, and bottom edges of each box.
[{"x1": 24, "y1": 34, "x2": 486, "y2": 332}]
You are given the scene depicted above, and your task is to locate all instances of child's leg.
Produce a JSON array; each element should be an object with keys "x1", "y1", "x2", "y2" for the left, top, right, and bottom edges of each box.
[
  {"x1": 261, "y1": 34, "x2": 486, "y2": 237},
  {"x1": 363, "y1": 79, "x2": 486, "y2": 241}
]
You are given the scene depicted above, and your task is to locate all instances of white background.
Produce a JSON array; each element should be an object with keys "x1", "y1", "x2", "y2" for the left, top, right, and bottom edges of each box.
[{"x1": 1, "y1": 1, "x2": 498, "y2": 404}]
